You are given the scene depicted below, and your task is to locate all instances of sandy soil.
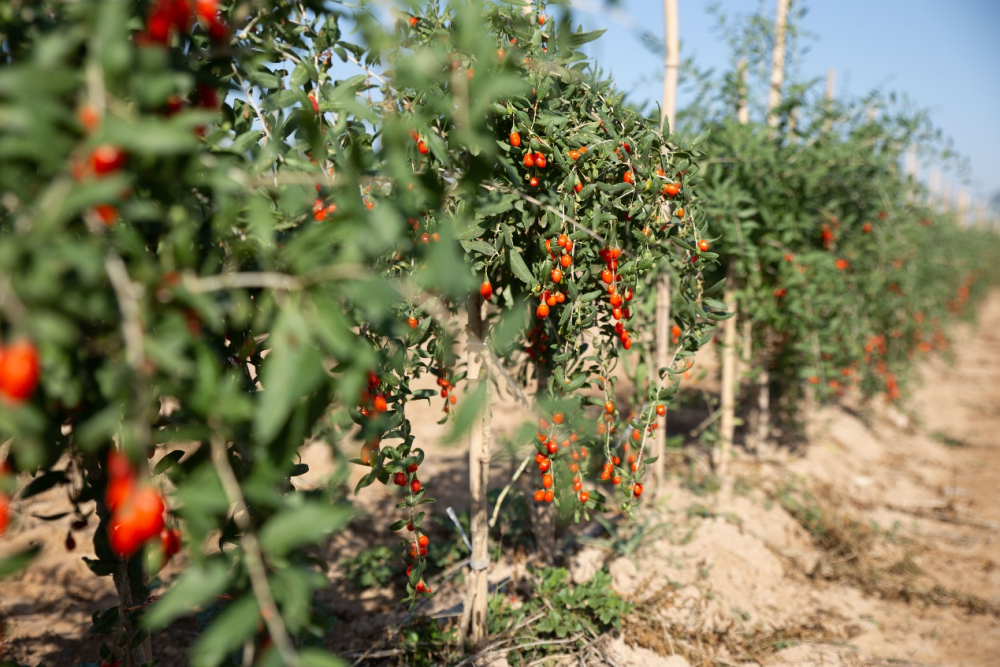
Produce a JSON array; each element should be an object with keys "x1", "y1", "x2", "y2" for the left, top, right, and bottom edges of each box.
[{"x1": 2, "y1": 293, "x2": 999, "y2": 666}]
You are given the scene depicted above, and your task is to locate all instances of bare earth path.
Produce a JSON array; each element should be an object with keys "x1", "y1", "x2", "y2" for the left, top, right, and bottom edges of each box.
[{"x1": 1, "y1": 293, "x2": 999, "y2": 666}]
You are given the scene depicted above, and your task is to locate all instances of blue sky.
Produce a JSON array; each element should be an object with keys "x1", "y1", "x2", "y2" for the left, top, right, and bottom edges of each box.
[{"x1": 568, "y1": 0, "x2": 1000, "y2": 209}]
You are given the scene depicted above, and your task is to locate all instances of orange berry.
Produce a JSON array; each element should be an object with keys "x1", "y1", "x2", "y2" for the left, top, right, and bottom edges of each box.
[{"x1": 0, "y1": 341, "x2": 40, "y2": 401}]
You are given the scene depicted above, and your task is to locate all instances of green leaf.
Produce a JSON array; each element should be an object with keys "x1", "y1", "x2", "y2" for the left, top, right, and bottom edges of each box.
[
  {"x1": 253, "y1": 304, "x2": 327, "y2": 445},
  {"x1": 145, "y1": 560, "x2": 231, "y2": 629},
  {"x1": 444, "y1": 379, "x2": 487, "y2": 444},
  {"x1": 300, "y1": 649, "x2": 348, "y2": 667},
  {"x1": 0, "y1": 545, "x2": 41, "y2": 579},
  {"x1": 152, "y1": 449, "x2": 185, "y2": 476},
  {"x1": 190, "y1": 595, "x2": 259, "y2": 667},
  {"x1": 259, "y1": 503, "x2": 354, "y2": 557},
  {"x1": 460, "y1": 239, "x2": 496, "y2": 257},
  {"x1": 508, "y1": 246, "x2": 534, "y2": 285}
]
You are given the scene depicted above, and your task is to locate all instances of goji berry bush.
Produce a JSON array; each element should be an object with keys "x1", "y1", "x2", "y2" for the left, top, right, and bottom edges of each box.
[{"x1": 677, "y1": 12, "x2": 1000, "y2": 440}]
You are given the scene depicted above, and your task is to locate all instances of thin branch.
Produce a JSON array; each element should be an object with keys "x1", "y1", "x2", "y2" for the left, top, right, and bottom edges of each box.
[
  {"x1": 479, "y1": 183, "x2": 605, "y2": 243},
  {"x1": 231, "y1": 64, "x2": 272, "y2": 141},
  {"x1": 105, "y1": 256, "x2": 146, "y2": 371},
  {"x1": 211, "y1": 433, "x2": 299, "y2": 667},
  {"x1": 488, "y1": 453, "x2": 532, "y2": 529},
  {"x1": 346, "y1": 53, "x2": 388, "y2": 86},
  {"x1": 181, "y1": 264, "x2": 364, "y2": 294},
  {"x1": 487, "y1": 350, "x2": 531, "y2": 407},
  {"x1": 183, "y1": 271, "x2": 304, "y2": 294},
  {"x1": 233, "y1": 13, "x2": 263, "y2": 42},
  {"x1": 0, "y1": 271, "x2": 29, "y2": 326}
]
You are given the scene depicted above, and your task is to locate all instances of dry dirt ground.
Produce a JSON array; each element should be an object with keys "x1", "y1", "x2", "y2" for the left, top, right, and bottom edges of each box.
[{"x1": 2, "y1": 293, "x2": 999, "y2": 667}]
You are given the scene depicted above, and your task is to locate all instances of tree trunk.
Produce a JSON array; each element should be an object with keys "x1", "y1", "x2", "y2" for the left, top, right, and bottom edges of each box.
[
  {"x1": 715, "y1": 262, "x2": 737, "y2": 475},
  {"x1": 114, "y1": 556, "x2": 153, "y2": 667},
  {"x1": 766, "y1": 0, "x2": 790, "y2": 130},
  {"x1": 84, "y1": 455, "x2": 152, "y2": 667},
  {"x1": 458, "y1": 294, "x2": 491, "y2": 650}
]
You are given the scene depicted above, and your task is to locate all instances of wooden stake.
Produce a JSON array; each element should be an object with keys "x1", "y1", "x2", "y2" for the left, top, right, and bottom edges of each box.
[
  {"x1": 716, "y1": 262, "x2": 738, "y2": 474},
  {"x1": 736, "y1": 58, "x2": 749, "y2": 125},
  {"x1": 660, "y1": 0, "x2": 679, "y2": 133},
  {"x1": 654, "y1": 271, "x2": 670, "y2": 494},
  {"x1": 654, "y1": 0, "x2": 679, "y2": 495},
  {"x1": 457, "y1": 293, "x2": 491, "y2": 650},
  {"x1": 957, "y1": 188, "x2": 969, "y2": 227},
  {"x1": 529, "y1": 360, "x2": 555, "y2": 562},
  {"x1": 750, "y1": 0, "x2": 788, "y2": 447},
  {"x1": 715, "y1": 52, "x2": 752, "y2": 475},
  {"x1": 822, "y1": 68, "x2": 835, "y2": 132},
  {"x1": 766, "y1": 0, "x2": 790, "y2": 130},
  {"x1": 755, "y1": 369, "x2": 770, "y2": 448}
]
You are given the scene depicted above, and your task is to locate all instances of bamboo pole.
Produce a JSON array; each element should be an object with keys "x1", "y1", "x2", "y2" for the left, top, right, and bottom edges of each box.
[
  {"x1": 766, "y1": 0, "x2": 790, "y2": 130},
  {"x1": 716, "y1": 262, "x2": 738, "y2": 474},
  {"x1": 530, "y1": 362, "x2": 555, "y2": 561},
  {"x1": 957, "y1": 188, "x2": 969, "y2": 227},
  {"x1": 752, "y1": 0, "x2": 789, "y2": 449},
  {"x1": 736, "y1": 58, "x2": 749, "y2": 125},
  {"x1": 929, "y1": 168, "x2": 941, "y2": 208},
  {"x1": 822, "y1": 68, "x2": 835, "y2": 132},
  {"x1": 654, "y1": 0, "x2": 679, "y2": 495},
  {"x1": 660, "y1": 0, "x2": 679, "y2": 134},
  {"x1": 457, "y1": 294, "x2": 491, "y2": 649},
  {"x1": 715, "y1": 53, "x2": 751, "y2": 475}
]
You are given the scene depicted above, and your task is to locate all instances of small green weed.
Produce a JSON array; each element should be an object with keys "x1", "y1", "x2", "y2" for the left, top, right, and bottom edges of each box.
[
  {"x1": 682, "y1": 463, "x2": 721, "y2": 496},
  {"x1": 341, "y1": 545, "x2": 401, "y2": 590},
  {"x1": 488, "y1": 567, "x2": 632, "y2": 666},
  {"x1": 580, "y1": 515, "x2": 669, "y2": 558},
  {"x1": 931, "y1": 431, "x2": 969, "y2": 448}
]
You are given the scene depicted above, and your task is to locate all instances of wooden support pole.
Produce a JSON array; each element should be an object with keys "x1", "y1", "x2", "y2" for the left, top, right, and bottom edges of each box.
[
  {"x1": 529, "y1": 361, "x2": 555, "y2": 561},
  {"x1": 766, "y1": 0, "x2": 790, "y2": 130},
  {"x1": 750, "y1": 0, "x2": 788, "y2": 447},
  {"x1": 716, "y1": 262, "x2": 738, "y2": 475},
  {"x1": 716, "y1": 52, "x2": 751, "y2": 475},
  {"x1": 957, "y1": 188, "x2": 969, "y2": 227},
  {"x1": 736, "y1": 58, "x2": 749, "y2": 125},
  {"x1": 457, "y1": 294, "x2": 491, "y2": 650},
  {"x1": 653, "y1": 0, "x2": 679, "y2": 495},
  {"x1": 822, "y1": 68, "x2": 835, "y2": 132},
  {"x1": 660, "y1": 0, "x2": 679, "y2": 134},
  {"x1": 654, "y1": 271, "x2": 671, "y2": 493}
]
